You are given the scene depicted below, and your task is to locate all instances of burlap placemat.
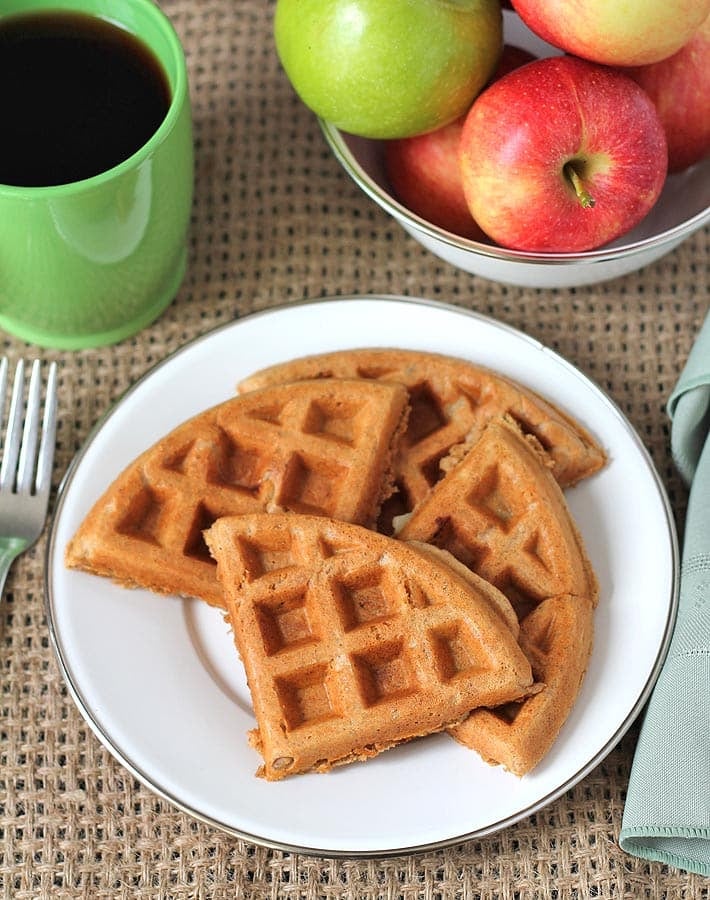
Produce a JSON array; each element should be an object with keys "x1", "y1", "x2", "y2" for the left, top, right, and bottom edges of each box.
[{"x1": 1, "y1": 1, "x2": 708, "y2": 896}]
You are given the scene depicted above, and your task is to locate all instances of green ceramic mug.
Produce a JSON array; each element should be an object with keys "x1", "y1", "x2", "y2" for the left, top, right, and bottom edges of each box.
[{"x1": 0, "y1": 0, "x2": 193, "y2": 349}]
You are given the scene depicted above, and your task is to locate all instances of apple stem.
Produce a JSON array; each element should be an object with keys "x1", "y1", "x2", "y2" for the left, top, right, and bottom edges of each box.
[{"x1": 564, "y1": 162, "x2": 595, "y2": 209}]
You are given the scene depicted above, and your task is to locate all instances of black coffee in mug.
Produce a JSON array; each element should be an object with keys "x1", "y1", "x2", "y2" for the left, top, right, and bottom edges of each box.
[{"x1": 0, "y1": 11, "x2": 171, "y2": 187}]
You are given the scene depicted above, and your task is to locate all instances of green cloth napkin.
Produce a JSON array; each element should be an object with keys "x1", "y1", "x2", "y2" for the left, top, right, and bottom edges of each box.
[{"x1": 620, "y1": 310, "x2": 710, "y2": 875}]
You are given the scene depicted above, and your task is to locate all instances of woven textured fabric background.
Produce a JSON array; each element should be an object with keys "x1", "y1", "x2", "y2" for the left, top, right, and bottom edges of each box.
[{"x1": 1, "y1": 1, "x2": 708, "y2": 896}]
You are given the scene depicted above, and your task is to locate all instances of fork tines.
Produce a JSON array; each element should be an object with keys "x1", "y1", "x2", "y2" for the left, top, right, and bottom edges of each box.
[{"x1": 0, "y1": 358, "x2": 58, "y2": 497}]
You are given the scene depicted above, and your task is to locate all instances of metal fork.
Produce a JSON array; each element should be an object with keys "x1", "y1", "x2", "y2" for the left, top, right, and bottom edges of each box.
[{"x1": 0, "y1": 358, "x2": 58, "y2": 597}]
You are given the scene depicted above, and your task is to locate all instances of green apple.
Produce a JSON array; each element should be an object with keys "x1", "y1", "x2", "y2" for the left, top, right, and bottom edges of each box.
[{"x1": 274, "y1": 0, "x2": 503, "y2": 139}]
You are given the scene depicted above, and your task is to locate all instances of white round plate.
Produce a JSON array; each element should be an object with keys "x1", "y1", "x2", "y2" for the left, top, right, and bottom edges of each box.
[{"x1": 46, "y1": 296, "x2": 678, "y2": 857}]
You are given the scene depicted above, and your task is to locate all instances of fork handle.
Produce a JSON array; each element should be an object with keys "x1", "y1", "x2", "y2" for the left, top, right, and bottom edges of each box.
[{"x1": 0, "y1": 537, "x2": 28, "y2": 597}]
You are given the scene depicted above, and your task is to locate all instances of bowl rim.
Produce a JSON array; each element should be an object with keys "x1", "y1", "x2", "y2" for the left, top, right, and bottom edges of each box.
[{"x1": 320, "y1": 118, "x2": 710, "y2": 268}]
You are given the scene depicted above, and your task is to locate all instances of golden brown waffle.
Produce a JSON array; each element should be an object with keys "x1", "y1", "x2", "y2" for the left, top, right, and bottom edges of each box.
[
  {"x1": 398, "y1": 417, "x2": 597, "y2": 774},
  {"x1": 406, "y1": 541, "x2": 520, "y2": 639},
  {"x1": 398, "y1": 417, "x2": 598, "y2": 620},
  {"x1": 450, "y1": 595, "x2": 594, "y2": 776},
  {"x1": 204, "y1": 513, "x2": 536, "y2": 780},
  {"x1": 65, "y1": 379, "x2": 409, "y2": 607},
  {"x1": 237, "y1": 348, "x2": 606, "y2": 530}
]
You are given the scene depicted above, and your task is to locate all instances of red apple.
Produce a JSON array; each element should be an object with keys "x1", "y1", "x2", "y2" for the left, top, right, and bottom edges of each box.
[
  {"x1": 384, "y1": 45, "x2": 536, "y2": 239},
  {"x1": 385, "y1": 118, "x2": 486, "y2": 239},
  {"x1": 458, "y1": 56, "x2": 668, "y2": 252},
  {"x1": 625, "y1": 14, "x2": 710, "y2": 172},
  {"x1": 511, "y1": 0, "x2": 710, "y2": 65}
]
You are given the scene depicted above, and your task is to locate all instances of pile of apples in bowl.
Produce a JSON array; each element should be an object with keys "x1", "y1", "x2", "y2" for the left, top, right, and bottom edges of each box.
[{"x1": 275, "y1": 0, "x2": 710, "y2": 289}]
